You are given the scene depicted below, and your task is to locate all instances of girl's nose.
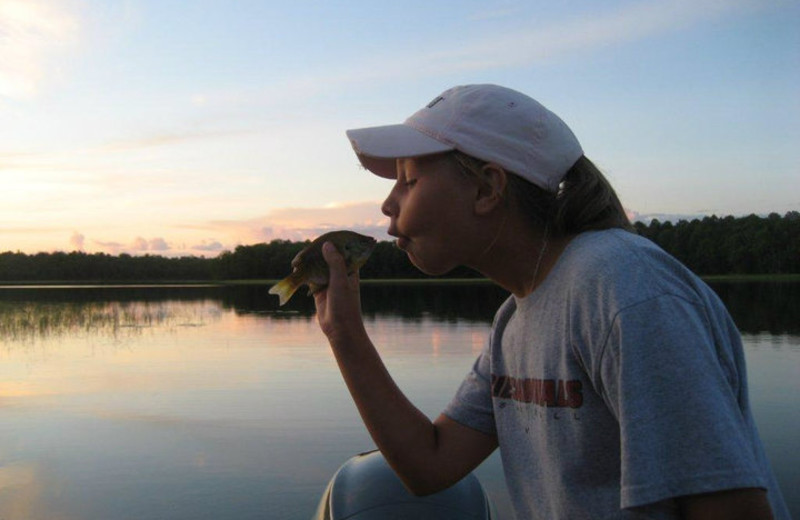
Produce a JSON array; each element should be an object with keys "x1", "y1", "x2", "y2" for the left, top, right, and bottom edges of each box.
[
  {"x1": 381, "y1": 189, "x2": 397, "y2": 217},
  {"x1": 382, "y1": 160, "x2": 403, "y2": 218}
]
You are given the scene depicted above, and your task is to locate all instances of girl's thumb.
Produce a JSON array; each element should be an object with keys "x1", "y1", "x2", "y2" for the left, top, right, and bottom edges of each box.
[{"x1": 322, "y1": 241, "x2": 344, "y2": 271}]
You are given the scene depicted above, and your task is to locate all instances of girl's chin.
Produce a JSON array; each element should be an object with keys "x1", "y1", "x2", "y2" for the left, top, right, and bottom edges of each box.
[{"x1": 406, "y1": 250, "x2": 456, "y2": 277}]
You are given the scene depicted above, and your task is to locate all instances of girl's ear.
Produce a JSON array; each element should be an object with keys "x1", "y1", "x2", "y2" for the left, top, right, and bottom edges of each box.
[{"x1": 474, "y1": 163, "x2": 507, "y2": 215}]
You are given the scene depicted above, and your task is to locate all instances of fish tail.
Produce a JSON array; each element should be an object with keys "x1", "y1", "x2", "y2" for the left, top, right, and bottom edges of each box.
[{"x1": 269, "y1": 274, "x2": 302, "y2": 306}]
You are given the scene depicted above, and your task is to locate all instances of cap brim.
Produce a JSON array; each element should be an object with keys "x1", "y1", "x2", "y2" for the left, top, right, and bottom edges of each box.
[{"x1": 346, "y1": 124, "x2": 453, "y2": 179}]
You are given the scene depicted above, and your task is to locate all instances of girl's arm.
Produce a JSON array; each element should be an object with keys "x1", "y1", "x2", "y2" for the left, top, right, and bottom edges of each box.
[{"x1": 314, "y1": 241, "x2": 497, "y2": 495}]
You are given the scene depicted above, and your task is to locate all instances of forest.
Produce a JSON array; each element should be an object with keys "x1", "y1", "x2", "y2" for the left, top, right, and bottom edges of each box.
[{"x1": 0, "y1": 212, "x2": 797, "y2": 282}]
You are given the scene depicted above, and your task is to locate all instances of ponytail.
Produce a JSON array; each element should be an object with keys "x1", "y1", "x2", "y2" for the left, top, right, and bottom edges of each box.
[
  {"x1": 552, "y1": 156, "x2": 633, "y2": 236},
  {"x1": 452, "y1": 152, "x2": 632, "y2": 237}
]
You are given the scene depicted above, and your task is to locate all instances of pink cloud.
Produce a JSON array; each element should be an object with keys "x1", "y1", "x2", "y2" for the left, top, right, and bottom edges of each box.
[
  {"x1": 60, "y1": 202, "x2": 388, "y2": 258},
  {"x1": 148, "y1": 238, "x2": 169, "y2": 251},
  {"x1": 198, "y1": 201, "x2": 391, "y2": 244},
  {"x1": 131, "y1": 237, "x2": 149, "y2": 251},
  {"x1": 69, "y1": 231, "x2": 85, "y2": 251},
  {"x1": 91, "y1": 236, "x2": 173, "y2": 255},
  {"x1": 93, "y1": 240, "x2": 124, "y2": 255},
  {"x1": 192, "y1": 240, "x2": 224, "y2": 252}
]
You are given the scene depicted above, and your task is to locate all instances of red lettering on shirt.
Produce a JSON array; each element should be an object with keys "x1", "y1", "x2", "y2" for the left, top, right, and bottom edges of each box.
[{"x1": 491, "y1": 375, "x2": 583, "y2": 409}]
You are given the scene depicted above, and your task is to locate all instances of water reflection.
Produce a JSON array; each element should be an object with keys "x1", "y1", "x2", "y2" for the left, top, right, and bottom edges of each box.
[
  {"x1": 0, "y1": 282, "x2": 797, "y2": 520},
  {"x1": 0, "y1": 298, "x2": 219, "y2": 344},
  {"x1": 708, "y1": 281, "x2": 800, "y2": 335},
  {"x1": 217, "y1": 282, "x2": 511, "y2": 322},
  {"x1": 1, "y1": 281, "x2": 797, "y2": 341}
]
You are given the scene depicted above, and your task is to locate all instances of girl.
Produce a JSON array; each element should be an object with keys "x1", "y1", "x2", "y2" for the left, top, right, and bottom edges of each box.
[{"x1": 314, "y1": 84, "x2": 788, "y2": 519}]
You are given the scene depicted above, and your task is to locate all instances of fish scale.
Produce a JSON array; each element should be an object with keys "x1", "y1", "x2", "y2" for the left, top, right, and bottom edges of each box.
[{"x1": 269, "y1": 230, "x2": 377, "y2": 306}]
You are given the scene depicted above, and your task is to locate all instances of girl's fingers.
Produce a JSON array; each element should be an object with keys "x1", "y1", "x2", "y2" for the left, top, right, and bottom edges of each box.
[{"x1": 322, "y1": 242, "x2": 346, "y2": 279}]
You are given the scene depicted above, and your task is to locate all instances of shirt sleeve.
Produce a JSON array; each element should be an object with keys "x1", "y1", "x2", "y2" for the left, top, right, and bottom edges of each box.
[
  {"x1": 442, "y1": 338, "x2": 497, "y2": 436},
  {"x1": 598, "y1": 293, "x2": 768, "y2": 509}
]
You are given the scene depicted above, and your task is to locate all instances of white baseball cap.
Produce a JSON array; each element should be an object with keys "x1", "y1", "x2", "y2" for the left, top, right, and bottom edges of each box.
[{"x1": 346, "y1": 84, "x2": 583, "y2": 192}]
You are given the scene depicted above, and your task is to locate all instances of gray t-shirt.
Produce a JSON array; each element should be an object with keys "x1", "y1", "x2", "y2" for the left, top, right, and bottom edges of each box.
[{"x1": 444, "y1": 229, "x2": 789, "y2": 519}]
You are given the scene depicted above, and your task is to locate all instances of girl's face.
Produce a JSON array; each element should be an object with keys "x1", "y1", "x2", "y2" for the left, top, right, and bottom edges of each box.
[{"x1": 381, "y1": 154, "x2": 480, "y2": 275}]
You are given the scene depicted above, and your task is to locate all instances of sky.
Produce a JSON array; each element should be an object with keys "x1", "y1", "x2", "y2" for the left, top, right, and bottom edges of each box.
[{"x1": 1, "y1": 0, "x2": 798, "y2": 257}]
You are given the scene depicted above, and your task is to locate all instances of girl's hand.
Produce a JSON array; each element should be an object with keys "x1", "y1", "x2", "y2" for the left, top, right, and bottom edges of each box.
[
  {"x1": 314, "y1": 241, "x2": 365, "y2": 343},
  {"x1": 314, "y1": 243, "x2": 498, "y2": 495}
]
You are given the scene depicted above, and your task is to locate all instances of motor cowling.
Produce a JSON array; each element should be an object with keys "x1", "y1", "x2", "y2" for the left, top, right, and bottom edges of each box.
[{"x1": 314, "y1": 450, "x2": 495, "y2": 520}]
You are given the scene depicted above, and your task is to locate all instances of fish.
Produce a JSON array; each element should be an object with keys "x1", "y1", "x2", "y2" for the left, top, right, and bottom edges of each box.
[{"x1": 269, "y1": 230, "x2": 377, "y2": 306}]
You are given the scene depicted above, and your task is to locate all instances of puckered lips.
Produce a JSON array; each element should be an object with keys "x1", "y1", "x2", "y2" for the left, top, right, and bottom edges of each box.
[{"x1": 387, "y1": 228, "x2": 409, "y2": 251}]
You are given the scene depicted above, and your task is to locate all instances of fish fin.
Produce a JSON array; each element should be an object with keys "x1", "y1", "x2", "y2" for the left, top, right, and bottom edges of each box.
[{"x1": 269, "y1": 274, "x2": 302, "y2": 306}]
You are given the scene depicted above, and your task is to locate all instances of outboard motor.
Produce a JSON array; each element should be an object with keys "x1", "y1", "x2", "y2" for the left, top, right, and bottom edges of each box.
[{"x1": 314, "y1": 450, "x2": 495, "y2": 519}]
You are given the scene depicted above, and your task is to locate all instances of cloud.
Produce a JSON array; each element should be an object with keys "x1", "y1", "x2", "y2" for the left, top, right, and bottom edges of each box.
[
  {"x1": 192, "y1": 240, "x2": 224, "y2": 253},
  {"x1": 629, "y1": 211, "x2": 717, "y2": 224},
  {"x1": 69, "y1": 231, "x2": 85, "y2": 251},
  {"x1": 413, "y1": 0, "x2": 763, "y2": 74},
  {"x1": 131, "y1": 237, "x2": 149, "y2": 251},
  {"x1": 198, "y1": 0, "x2": 765, "y2": 117},
  {"x1": 149, "y1": 238, "x2": 169, "y2": 251},
  {"x1": 93, "y1": 239, "x2": 124, "y2": 255},
  {"x1": 0, "y1": 225, "x2": 65, "y2": 234},
  {"x1": 0, "y1": 0, "x2": 81, "y2": 100},
  {"x1": 198, "y1": 201, "x2": 389, "y2": 244},
  {"x1": 378, "y1": 1, "x2": 763, "y2": 91},
  {"x1": 96, "y1": 128, "x2": 257, "y2": 153},
  {"x1": 90, "y1": 236, "x2": 173, "y2": 256},
  {"x1": 129, "y1": 236, "x2": 172, "y2": 253}
]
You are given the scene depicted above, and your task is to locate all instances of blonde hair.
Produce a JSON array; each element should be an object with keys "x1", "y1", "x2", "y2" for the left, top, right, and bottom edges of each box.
[{"x1": 451, "y1": 152, "x2": 633, "y2": 237}]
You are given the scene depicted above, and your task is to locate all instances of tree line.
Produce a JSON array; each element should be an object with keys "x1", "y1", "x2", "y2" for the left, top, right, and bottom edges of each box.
[
  {"x1": 0, "y1": 212, "x2": 797, "y2": 282},
  {"x1": 632, "y1": 212, "x2": 799, "y2": 275}
]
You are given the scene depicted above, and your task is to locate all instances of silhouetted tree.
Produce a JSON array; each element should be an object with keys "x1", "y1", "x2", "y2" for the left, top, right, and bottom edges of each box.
[{"x1": 1, "y1": 213, "x2": 798, "y2": 281}]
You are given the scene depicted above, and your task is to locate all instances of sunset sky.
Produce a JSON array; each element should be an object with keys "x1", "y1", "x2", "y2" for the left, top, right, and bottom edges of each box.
[{"x1": 1, "y1": 0, "x2": 798, "y2": 257}]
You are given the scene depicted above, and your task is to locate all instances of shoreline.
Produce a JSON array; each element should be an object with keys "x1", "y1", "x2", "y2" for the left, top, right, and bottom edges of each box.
[{"x1": 0, "y1": 274, "x2": 798, "y2": 288}]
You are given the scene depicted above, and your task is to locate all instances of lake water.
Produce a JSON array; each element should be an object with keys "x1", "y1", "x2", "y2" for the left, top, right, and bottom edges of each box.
[{"x1": 0, "y1": 282, "x2": 797, "y2": 519}]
